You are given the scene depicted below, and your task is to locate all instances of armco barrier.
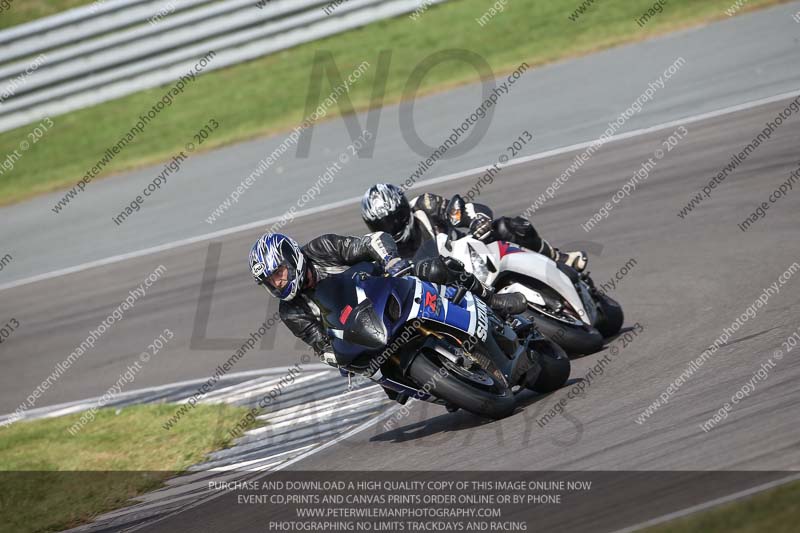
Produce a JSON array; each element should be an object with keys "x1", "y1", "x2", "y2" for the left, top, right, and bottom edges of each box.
[{"x1": 0, "y1": 0, "x2": 449, "y2": 133}]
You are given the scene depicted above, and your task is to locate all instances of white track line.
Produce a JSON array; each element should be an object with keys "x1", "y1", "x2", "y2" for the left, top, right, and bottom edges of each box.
[
  {"x1": 197, "y1": 371, "x2": 330, "y2": 404},
  {"x1": 0, "y1": 365, "x2": 332, "y2": 423},
  {"x1": 259, "y1": 386, "x2": 385, "y2": 424},
  {"x1": 3, "y1": 89, "x2": 798, "y2": 295},
  {"x1": 126, "y1": 402, "x2": 404, "y2": 532},
  {"x1": 269, "y1": 402, "x2": 403, "y2": 472},
  {"x1": 251, "y1": 396, "x2": 386, "y2": 434},
  {"x1": 612, "y1": 472, "x2": 800, "y2": 533},
  {"x1": 191, "y1": 375, "x2": 289, "y2": 402},
  {"x1": 206, "y1": 444, "x2": 317, "y2": 473}
]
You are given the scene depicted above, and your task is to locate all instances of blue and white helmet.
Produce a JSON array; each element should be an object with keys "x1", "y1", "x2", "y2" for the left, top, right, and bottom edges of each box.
[{"x1": 249, "y1": 233, "x2": 306, "y2": 301}]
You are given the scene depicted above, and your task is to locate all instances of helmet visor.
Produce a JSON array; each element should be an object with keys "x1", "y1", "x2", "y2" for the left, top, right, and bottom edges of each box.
[
  {"x1": 256, "y1": 261, "x2": 298, "y2": 299},
  {"x1": 365, "y1": 202, "x2": 413, "y2": 242}
]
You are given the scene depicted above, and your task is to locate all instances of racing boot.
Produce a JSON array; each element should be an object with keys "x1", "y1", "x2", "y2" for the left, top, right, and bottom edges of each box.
[
  {"x1": 487, "y1": 292, "x2": 528, "y2": 318},
  {"x1": 432, "y1": 256, "x2": 527, "y2": 317},
  {"x1": 527, "y1": 231, "x2": 588, "y2": 273},
  {"x1": 555, "y1": 249, "x2": 588, "y2": 273},
  {"x1": 452, "y1": 262, "x2": 528, "y2": 318}
]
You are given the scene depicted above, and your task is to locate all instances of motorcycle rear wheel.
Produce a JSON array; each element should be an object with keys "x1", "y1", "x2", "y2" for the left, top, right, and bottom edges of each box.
[
  {"x1": 525, "y1": 311, "x2": 603, "y2": 356},
  {"x1": 495, "y1": 276, "x2": 602, "y2": 355}
]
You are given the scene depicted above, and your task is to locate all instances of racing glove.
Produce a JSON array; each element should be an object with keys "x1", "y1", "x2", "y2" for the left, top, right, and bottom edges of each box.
[
  {"x1": 320, "y1": 351, "x2": 338, "y2": 366},
  {"x1": 469, "y1": 213, "x2": 494, "y2": 241},
  {"x1": 417, "y1": 192, "x2": 448, "y2": 222},
  {"x1": 385, "y1": 257, "x2": 413, "y2": 277}
]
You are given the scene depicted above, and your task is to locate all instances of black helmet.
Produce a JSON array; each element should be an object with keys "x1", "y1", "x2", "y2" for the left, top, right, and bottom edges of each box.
[{"x1": 361, "y1": 183, "x2": 413, "y2": 243}]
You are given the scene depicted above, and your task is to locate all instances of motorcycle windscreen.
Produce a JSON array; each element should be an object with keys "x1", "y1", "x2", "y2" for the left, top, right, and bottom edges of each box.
[
  {"x1": 358, "y1": 275, "x2": 417, "y2": 336},
  {"x1": 331, "y1": 299, "x2": 388, "y2": 365},
  {"x1": 342, "y1": 301, "x2": 387, "y2": 349},
  {"x1": 412, "y1": 238, "x2": 440, "y2": 262}
]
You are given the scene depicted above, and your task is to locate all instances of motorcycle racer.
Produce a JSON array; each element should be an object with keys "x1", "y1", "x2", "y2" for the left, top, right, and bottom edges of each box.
[
  {"x1": 248, "y1": 232, "x2": 526, "y2": 377},
  {"x1": 360, "y1": 183, "x2": 588, "y2": 271}
]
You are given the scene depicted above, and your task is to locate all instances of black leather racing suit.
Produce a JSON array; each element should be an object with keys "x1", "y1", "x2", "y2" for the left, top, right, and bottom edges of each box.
[{"x1": 406, "y1": 192, "x2": 557, "y2": 260}]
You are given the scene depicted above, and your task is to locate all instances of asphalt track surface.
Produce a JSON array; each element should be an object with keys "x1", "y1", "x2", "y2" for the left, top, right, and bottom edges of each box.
[
  {"x1": 5, "y1": 95, "x2": 800, "y2": 531},
  {"x1": 1, "y1": 4, "x2": 800, "y2": 532},
  {"x1": 116, "y1": 95, "x2": 800, "y2": 533},
  {"x1": 1, "y1": 2, "x2": 800, "y2": 284}
]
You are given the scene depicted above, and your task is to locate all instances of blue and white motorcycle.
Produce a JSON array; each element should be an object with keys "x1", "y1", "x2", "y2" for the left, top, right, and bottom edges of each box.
[{"x1": 312, "y1": 262, "x2": 570, "y2": 419}]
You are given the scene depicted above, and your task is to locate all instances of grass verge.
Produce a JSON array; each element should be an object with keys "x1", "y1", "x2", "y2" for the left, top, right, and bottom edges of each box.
[
  {"x1": 0, "y1": 403, "x2": 260, "y2": 533},
  {"x1": 643, "y1": 478, "x2": 800, "y2": 533},
  {"x1": 0, "y1": 0, "x2": 790, "y2": 205},
  {"x1": 0, "y1": 0, "x2": 94, "y2": 31}
]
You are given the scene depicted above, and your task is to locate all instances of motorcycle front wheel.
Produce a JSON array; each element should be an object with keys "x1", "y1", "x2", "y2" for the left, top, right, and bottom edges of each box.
[
  {"x1": 527, "y1": 339, "x2": 571, "y2": 393},
  {"x1": 408, "y1": 351, "x2": 515, "y2": 419},
  {"x1": 595, "y1": 293, "x2": 624, "y2": 337}
]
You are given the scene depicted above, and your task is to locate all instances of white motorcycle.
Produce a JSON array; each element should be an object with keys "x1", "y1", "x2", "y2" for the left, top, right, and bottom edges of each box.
[{"x1": 432, "y1": 196, "x2": 624, "y2": 355}]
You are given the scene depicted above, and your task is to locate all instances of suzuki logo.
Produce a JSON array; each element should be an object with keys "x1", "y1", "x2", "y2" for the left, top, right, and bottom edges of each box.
[
  {"x1": 474, "y1": 297, "x2": 488, "y2": 341},
  {"x1": 425, "y1": 292, "x2": 438, "y2": 312}
]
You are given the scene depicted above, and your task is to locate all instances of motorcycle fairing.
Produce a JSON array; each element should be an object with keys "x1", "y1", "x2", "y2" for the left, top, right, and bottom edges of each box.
[
  {"x1": 487, "y1": 241, "x2": 591, "y2": 324},
  {"x1": 316, "y1": 264, "x2": 416, "y2": 364},
  {"x1": 407, "y1": 280, "x2": 483, "y2": 339},
  {"x1": 496, "y1": 241, "x2": 525, "y2": 258}
]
